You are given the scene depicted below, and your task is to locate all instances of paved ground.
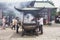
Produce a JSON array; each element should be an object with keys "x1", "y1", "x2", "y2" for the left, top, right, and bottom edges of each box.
[{"x1": 0, "y1": 23, "x2": 60, "y2": 40}]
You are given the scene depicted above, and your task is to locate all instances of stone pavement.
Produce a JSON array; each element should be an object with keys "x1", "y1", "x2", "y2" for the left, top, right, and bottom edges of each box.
[{"x1": 0, "y1": 23, "x2": 60, "y2": 40}]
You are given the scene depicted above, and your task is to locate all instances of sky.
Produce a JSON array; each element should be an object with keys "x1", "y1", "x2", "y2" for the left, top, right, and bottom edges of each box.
[
  {"x1": 51, "y1": 0, "x2": 60, "y2": 8},
  {"x1": 0, "y1": 0, "x2": 60, "y2": 8}
]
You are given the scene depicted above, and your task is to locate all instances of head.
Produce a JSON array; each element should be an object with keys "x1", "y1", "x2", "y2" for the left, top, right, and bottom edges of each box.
[
  {"x1": 15, "y1": 17, "x2": 18, "y2": 19},
  {"x1": 3, "y1": 16, "x2": 6, "y2": 19}
]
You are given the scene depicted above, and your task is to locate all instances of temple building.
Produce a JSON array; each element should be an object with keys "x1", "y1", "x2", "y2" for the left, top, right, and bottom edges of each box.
[{"x1": 15, "y1": 1, "x2": 57, "y2": 24}]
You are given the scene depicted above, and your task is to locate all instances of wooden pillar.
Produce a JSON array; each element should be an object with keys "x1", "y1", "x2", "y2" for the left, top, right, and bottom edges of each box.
[{"x1": 48, "y1": 8, "x2": 50, "y2": 23}]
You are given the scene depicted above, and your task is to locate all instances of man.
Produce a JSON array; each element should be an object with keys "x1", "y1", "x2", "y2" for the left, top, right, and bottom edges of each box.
[{"x1": 38, "y1": 16, "x2": 43, "y2": 34}]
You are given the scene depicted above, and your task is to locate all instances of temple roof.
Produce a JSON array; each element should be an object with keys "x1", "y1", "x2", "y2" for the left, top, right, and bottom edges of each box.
[
  {"x1": 34, "y1": 1, "x2": 56, "y2": 8},
  {"x1": 15, "y1": 1, "x2": 57, "y2": 11}
]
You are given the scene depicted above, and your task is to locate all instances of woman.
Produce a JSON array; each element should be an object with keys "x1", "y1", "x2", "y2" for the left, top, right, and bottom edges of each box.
[{"x1": 2, "y1": 16, "x2": 6, "y2": 29}]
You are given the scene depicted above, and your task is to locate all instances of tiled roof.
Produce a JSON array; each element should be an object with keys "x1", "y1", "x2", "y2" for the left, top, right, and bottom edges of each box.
[{"x1": 34, "y1": 1, "x2": 56, "y2": 8}]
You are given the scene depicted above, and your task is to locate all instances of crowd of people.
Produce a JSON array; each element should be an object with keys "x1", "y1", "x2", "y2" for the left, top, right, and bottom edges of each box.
[
  {"x1": 1, "y1": 15, "x2": 43, "y2": 34},
  {"x1": 1, "y1": 16, "x2": 20, "y2": 30}
]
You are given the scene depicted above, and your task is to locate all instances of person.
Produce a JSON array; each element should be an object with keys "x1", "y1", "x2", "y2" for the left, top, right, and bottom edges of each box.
[
  {"x1": 38, "y1": 16, "x2": 43, "y2": 34},
  {"x1": 5, "y1": 16, "x2": 9, "y2": 27},
  {"x1": 11, "y1": 17, "x2": 18, "y2": 30},
  {"x1": 16, "y1": 17, "x2": 20, "y2": 28},
  {"x1": 6, "y1": 16, "x2": 10, "y2": 26},
  {"x1": 16, "y1": 17, "x2": 20, "y2": 25},
  {"x1": 2, "y1": 16, "x2": 6, "y2": 29}
]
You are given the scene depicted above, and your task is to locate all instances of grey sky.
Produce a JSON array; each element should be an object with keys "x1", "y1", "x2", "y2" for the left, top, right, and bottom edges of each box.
[{"x1": 0, "y1": 0, "x2": 60, "y2": 7}]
